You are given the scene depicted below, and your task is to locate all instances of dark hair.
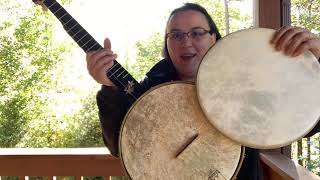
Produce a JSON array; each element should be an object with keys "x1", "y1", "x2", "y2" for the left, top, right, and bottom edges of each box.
[{"x1": 162, "y1": 3, "x2": 222, "y2": 58}]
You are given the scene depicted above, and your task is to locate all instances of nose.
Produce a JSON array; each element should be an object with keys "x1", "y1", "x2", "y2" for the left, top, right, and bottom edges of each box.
[{"x1": 180, "y1": 35, "x2": 193, "y2": 47}]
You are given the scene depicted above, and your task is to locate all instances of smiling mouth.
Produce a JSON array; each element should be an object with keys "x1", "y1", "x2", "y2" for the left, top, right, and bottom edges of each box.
[{"x1": 180, "y1": 53, "x2": 196, "y2": 61}]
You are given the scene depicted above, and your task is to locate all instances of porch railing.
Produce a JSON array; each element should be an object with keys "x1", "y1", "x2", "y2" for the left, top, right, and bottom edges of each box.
[
  {"x1": 0, "y1": 148, "x2": 124, "y2": 179},
  {"x1": 0, "y1": 148, "x2": 319, "y2": 179}
]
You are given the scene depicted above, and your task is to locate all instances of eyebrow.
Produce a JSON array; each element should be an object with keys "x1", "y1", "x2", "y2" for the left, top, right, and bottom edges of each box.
[{"x1": 168, "y1": 26, "x2": 206, "y2": 32}]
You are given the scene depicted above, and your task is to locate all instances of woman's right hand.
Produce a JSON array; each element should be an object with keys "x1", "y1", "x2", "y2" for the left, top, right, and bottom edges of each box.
[{"x1": 86, "y1": 38, "x2": 117, "y2": 86}]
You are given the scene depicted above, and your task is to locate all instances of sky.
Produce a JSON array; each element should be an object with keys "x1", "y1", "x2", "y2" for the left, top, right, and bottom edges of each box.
[
  {"x1": 51, "y1": 0, "x2": 253, "y2": 65},
  {"x1": 2, "y1": 0, "x2": 254, "y2": 56},
  {"x1": 56, "y1": 0, "x2": 187, "y2": 57}
]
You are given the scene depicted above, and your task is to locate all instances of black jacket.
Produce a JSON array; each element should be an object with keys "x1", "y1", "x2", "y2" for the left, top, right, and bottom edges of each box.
[{"x1": 96, "y1": 58, "x2": 320, "y2": 180}]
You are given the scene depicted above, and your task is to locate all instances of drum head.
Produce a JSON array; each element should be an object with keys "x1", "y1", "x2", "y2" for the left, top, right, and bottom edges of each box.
[
  {"x1": 120, "y1": 82, "x2": 243, "y2": 180},
  {"x1": 197, "y1": 28, "x2": 320, "y2": 149}
]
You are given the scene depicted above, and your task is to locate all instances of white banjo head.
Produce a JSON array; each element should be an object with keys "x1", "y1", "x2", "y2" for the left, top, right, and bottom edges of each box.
[
  {"x1": 197, "y1": 28, "x2": 320, "y2": 149},
  {"x1": 120, "y1": 82, "x2": 243, "y2": 180}
]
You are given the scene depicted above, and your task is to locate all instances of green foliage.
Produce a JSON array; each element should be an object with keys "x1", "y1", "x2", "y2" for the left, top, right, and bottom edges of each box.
[
  {"x1": 292, "y1": 134, "x2": 320, "y2": 175},
  {"x1": 290, "y1": 0, "x2": 320, "y2": 175},
  {"x1": 190, "y1": 0, "x2": 252, "y2": 36},
  {"x1": 291, "y1": 0, "x2": 320, "y2": 35},
  {"x1": 0, "y1": 6, "x2": 69, "y2": 147},
  {"x1": 131, "y1": 32, "x2": 164, "y2": 80},
  {"x1": 0, "y1": 0, "x2": 103, "y2": 148},
  {"x1": 69, "y1": 94, "x2": 104, "y2": 147}
]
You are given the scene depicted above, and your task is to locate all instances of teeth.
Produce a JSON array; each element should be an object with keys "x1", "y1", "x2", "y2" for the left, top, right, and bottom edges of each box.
[
  {"x1": 181, "y1": 54, "x2": 196, "y2": 57},
  {"x1": 180, "y1": 54, "x2": 196, "y2": 61}
]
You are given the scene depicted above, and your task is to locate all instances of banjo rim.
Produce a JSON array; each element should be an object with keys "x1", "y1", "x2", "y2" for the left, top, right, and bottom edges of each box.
[{"x1": 119, "y1": 81, "x2": 245, "y2": 179}]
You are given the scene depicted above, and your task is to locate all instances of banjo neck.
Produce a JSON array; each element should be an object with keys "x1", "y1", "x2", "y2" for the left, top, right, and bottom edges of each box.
[{"x1": 34, "y1": 0, "x2": 145, "y2": 104}]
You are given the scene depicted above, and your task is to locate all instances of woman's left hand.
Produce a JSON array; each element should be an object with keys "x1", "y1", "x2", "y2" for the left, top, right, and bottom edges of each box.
[{"x1": 271, "y1": 26, "x2": 320, "y2": 59}]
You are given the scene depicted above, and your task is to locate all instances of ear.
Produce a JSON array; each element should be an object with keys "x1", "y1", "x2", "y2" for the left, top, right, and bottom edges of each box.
[{"x1": 210, "y1": 33, "x2": 217, "y2": 44}]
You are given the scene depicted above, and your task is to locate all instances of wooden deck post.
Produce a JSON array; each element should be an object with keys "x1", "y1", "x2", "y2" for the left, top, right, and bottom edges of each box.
[{"x1": 258, "y1": 0, "x2": 292, "y2": 158}]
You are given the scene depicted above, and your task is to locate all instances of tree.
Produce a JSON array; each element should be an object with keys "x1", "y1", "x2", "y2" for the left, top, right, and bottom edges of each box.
[
  {"x1": 291, "y1": 0, "x2": 320, "y2": 175},
  {"x1": 190, "y1": 0, "x2": 252, "y2": 36},
  {"x1": 131, "y1": 32, "x2": 164, "y2": 81},
  {"x1": 0, "y1": 1, "x2": 72, "y2": 147},
  {"x1": 0, "y1": 0, "x2": 105, "y2": 148},
  {"x1": 291, "y1": 0, "x2": 320, "y2": 34}
]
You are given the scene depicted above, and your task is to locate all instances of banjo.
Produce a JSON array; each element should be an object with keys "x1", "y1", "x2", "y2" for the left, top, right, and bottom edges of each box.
[
  {"x1": 33, "y1": 0, "x2": 245, "y2": 179},
  {"x1": 120, "y1": 82, "x2": 244, "y2": 179}
]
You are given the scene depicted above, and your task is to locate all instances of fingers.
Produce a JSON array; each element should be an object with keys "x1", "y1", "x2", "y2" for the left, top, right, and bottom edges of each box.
[
  {"x1": 86, "y1": 49, "x2": 115, "y2": 71},
  {"x1": 86, "y1": 48, "x2": 118, "y2": 86},
  {"x1": 271, "y1": 26, "x2": 305, "y2": 52},
  {"x1": 94, "y1": 52, "x2": 117, "y2": 74},
  {"x1": 271, "y1": 26, "x2": 319, "y2": 58},
  {"x1": 283, "y1": 31, "x2": 308, "y2": 56},
  {"x1": 104, "y1": 37, "x2": 112, "y2": 49},
  {"x1": 292, "y1": 39, "x2": 318, "y2": 57},
  {"x1": 271, "y1": 25, "x2": 292, "y2": 45}
]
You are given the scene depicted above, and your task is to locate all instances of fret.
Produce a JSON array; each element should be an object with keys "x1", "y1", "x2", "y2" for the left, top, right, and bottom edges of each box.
[
  {"x1": 52, "y1": 6, "x2": 62, "y2": 15},
  {"x1": 71, "y1": 29, "x2": 83, "y2": 38},
  {"x1": 47, "y1": 1, "x2": 57, "y2": 9},
  {"x1": 48, "y1": 1, "x2": 61, "y2": 13},
  {"x1": 67, "y1": 23, "x2": 79, "y2": 33},
  {"x1": 109, "y1": 66, "x2": 122, "y2": 77},
  {"x1": 88, "y1": 42, "x2": 100, "y2": 51},
  {"x1": 64, "y1": 17, "x2": 74, "y2": 26},
  {"x1": 60, "y1": 15, "x2": 72, "y2": 24},
  {"x1": 108, "y1": 62, "x2": 120, "y2": 72},
  {"x1": 123, "y1": 73, "x2": 129, "y2": 78},
  {"x1": 80, "y1": 38, "x2": 93, "y2": 48},
  {"x1": 117, "y1": 69, "x2": 126, "y2": 77},
  {"x1": 58, "y1": 12, "x2": 68, "y2": 21},
  {"x1": 75, "y1": 33, "x2": 88, "y2": 44}
]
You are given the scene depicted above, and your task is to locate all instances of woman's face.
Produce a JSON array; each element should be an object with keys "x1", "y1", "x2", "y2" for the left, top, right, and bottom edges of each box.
[{"x1": 166, "y1": 10, "x2": 216, "y2": 81}]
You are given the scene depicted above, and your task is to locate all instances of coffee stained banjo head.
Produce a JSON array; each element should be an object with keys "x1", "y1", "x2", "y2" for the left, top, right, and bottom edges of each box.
[
  {"x1": 120, "y1": 82, "x2": 244, "y2": 180},
  {"x1": 197, "y1": 28, "x2": 320, "y2": 149}
]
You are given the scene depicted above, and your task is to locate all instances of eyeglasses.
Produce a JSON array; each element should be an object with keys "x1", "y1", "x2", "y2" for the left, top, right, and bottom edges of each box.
[{"x1": 166, "y1": 28, "x2": 211, "y2": 42}]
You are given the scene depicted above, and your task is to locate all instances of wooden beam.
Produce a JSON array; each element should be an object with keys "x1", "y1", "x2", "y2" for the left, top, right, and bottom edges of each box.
[
  {"x1": 0, "y1": 148, "x2": 124, "y2": 176},
  {"x1": 259, "y1": 0, "x2": 281, "y2": 29},
  {"x1": 258, "y1": 0, "x2": 291, "y2": 29}
]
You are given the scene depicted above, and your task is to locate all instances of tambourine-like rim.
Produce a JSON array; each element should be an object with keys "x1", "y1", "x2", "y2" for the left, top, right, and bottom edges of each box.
[
  {"x1": 196, "y1": 27, "x2": 320, "y2": 149},
  {"x1": 119, "y1": 81, "x2": 245, "y2": 179}
]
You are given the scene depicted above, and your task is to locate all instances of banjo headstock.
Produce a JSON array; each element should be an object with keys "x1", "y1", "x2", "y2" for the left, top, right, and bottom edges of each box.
[{"x1": 32, "y1": 0, "x2": 48, "y2": 11}]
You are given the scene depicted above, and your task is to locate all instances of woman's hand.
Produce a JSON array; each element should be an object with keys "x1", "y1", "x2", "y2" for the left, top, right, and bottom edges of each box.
[
  {"x1": 271, "y1": 26, "x2": 320, "y2": 59},
  {"x1": 86, "y1": 38, "x2": 117, "y2": 86}
]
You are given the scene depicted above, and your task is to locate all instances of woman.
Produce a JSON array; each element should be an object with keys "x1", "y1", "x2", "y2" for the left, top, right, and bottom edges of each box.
[{"x1": 86, "y1": 3, "x2": 320, "y2": 179}]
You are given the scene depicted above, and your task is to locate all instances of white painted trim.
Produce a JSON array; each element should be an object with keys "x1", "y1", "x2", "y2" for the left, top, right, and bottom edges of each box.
[{"x1": 253, "y1": 0, "x2": 259, "y2": 27}]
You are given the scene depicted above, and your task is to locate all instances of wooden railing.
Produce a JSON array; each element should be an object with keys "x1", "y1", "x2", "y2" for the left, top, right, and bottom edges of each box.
[
  {"x1": 0, "y1": 148, "x2": 124, "y2": 179},
  {"x1": 260, "y1": 152, "x2": 320, "y2": 180},
  {"x1": 0, "y1": 148, "x2": 319, "y2": 179}
]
